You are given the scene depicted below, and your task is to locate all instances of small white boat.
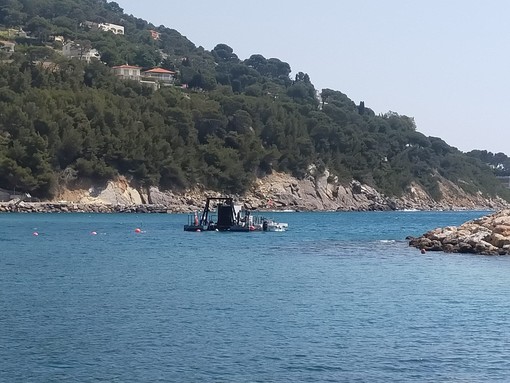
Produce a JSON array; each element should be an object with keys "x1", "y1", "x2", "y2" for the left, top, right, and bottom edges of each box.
[{"x1": 263, "y1": 220, "x2": 288, "y2": 232}]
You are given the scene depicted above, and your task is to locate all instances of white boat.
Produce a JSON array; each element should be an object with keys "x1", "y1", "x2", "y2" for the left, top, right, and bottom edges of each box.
[{"x1": 263, "y1": 220, "x2": 288, "y2": 232}]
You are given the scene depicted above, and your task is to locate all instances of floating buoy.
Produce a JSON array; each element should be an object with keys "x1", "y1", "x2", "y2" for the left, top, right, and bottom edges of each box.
[
  {"x1": 91, "y1": 231, "x2": 97, "y2": 235},
  {"x1": 134, "y1": 228, "x2": 142, "y2": 233},
  {"x1": 32, "y1": 232, "x2": 39, "y2": 236},
  {"x1": 196, "y1": 229, "x2": 201, "y2": 232}
]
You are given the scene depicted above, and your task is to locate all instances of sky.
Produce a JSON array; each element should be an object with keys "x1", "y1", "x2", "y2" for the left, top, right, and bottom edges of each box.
[{"x1": 116, "y1": 0, "x2": 510, "y2": 155}]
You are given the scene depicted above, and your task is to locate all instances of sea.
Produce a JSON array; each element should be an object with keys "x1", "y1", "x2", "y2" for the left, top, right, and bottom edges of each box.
[{"x1": 2, "y1": 210, "x2": 510, "y2": 382}]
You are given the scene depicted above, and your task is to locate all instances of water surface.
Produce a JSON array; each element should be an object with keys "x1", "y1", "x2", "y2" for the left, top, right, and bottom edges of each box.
[{"x1": 1, "y1": 211, "x2": 509, "y2": 382}]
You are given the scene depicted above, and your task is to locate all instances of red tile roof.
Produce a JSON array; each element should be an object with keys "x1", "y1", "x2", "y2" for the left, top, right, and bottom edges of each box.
[{"x1": 143, "y1": 67, "x2": 176, "y2": 74}]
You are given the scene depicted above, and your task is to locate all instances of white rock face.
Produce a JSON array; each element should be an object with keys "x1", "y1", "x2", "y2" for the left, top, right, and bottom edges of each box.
[
  {"x1": 93, "y1": 180, "x2": 144, "y2": 205},
  {"x1": 56, "y1": 177, "x2": 143, "y2": 205}
]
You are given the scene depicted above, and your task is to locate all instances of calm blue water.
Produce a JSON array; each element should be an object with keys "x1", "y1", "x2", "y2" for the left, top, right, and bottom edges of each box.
[{"x1": 2, "y1": 211, "x2": 510, "y2": 382}]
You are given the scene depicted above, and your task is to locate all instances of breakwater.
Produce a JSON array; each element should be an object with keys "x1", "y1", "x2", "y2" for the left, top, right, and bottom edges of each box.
[
  {"x1": 0, "y1": 202, "x2": 173, "y2": 214},
  {"x1": 408, "y1": 209, "x2": 510, "y2": 255}
]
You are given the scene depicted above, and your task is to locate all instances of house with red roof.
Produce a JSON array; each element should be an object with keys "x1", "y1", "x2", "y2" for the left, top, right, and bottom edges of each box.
[
  {"x1": 141, "y1": 67, "x2": 176, "y2": 85},
  {"x1": 112, "y1": 65, "x2": 177, "y2": 89}
]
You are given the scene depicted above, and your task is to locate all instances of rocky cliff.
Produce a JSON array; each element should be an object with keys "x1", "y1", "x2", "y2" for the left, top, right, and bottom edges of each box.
[{"x1": 32, "y1": 170, "x2": 510, "y2": 213}]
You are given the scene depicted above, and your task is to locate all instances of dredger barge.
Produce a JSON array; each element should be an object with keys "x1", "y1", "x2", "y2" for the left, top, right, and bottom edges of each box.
[{"x1": 184, "y1": 197, "x2": 288, "y2": 232}]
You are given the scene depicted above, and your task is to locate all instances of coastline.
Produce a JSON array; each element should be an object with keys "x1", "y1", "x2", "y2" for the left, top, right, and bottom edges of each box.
[
  {"x1": 2, "y1": 171, "x2": 509, "y2": 214},
  {"x1": 0, "y1": 202, "x2": 173, "y2": 214},
  {"x1": 0, "y1": 201, "x2": 500, "y2": 214}
]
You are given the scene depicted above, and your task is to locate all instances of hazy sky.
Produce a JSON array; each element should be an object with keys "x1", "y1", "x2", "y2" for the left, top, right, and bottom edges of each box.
[{"x1": 116, "y1": 0, "x2": 510, "y2": 155}]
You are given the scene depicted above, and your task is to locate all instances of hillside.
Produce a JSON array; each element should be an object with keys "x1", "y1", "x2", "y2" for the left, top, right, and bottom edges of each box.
[{"x1": 0, "y1": 0, "x2": 509, "y2": 207}]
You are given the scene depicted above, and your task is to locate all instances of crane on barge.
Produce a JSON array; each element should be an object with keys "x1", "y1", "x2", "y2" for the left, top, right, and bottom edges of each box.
[{"x1": 184, "y1": 197, "x2": 254, "y2": 232}]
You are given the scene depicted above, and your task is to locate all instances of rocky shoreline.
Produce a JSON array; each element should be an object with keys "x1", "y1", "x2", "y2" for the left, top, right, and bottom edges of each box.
[
  {"x1": 2, "y1": 170, "x2": 510, "y2": 214},
  {"x1": 0, "y1": 202, "x2": 175, "y2": 214},
  {"x1": 408, "y1": 210, "x2": 510, "y2": 255}
]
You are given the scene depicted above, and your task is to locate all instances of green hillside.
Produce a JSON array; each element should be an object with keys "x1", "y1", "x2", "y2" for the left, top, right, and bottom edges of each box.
[{"x1": 0, "y1": 0, "x2": 508, "y2": 201}]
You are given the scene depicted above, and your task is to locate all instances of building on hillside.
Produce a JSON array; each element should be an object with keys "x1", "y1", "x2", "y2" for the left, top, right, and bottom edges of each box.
[
  {"x1": 62, "y1": 42, "x2": 100, "y2": 62},
  {"x1": 0, "y1": 40, "x2": 15, "y2": 55},
  {"x1": 52, "y1": 35, "x2": 65, "y2": 43},
  {"x1": 81, "y1": 21, "x2": 124, "y2": 35},
  {"x1": 112, "y1": 64, "x2": 142, "y2": 81},
  {"x1": 98, "y1": 23, "x2": 124, "y2": 35},
  {"x1": 112, "y1": 65, "x2": 178, "y2": 90},
  {"x1": 139, "y1": 79, "x2": 160, "y2": 90},
  {"x1": 141, "y1": 67, "x2": 176, "y2": 85},
  {"x1": 149, "y1": 29, "x2": 160, "y2": 40},
  {"x1": 6, "y1": 28, "x2": 27, "y2": 38}
]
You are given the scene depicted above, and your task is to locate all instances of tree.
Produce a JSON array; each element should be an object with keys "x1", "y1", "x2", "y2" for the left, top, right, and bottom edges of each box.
[
  {"x1": 25, "y1": 16, "x2": 52, "y2": 41},
  {"x1": 212, "y1": 43, "x2": 239, "y2": 63},
  {"x1": 0, "y1": 0, "x2": 27, "y2": 27}
]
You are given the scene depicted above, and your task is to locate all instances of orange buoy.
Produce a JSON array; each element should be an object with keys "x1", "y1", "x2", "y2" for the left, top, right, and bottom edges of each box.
[{"x1": 134, "y1": 228, "x2": 142, "y2": 233}]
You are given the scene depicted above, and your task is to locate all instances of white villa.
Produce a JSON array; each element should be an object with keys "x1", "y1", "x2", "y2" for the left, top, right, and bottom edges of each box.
[
  {"x1": 112, "y1": 65, "x2": 177, "y2": 89},
  {"x1": 98, "y1": 23, "x2": 124, "y2": 35},
  {"x1": 112, "y1": 64, "x2": 141, "y2": 81},
  {"x1": 62, "y1": 42, "x2": 100, "y2": 62},
  {"x1": 82, "y1": 21, "x2": 124, "y2": 35},
  {"x1": 0, "y1": 40, "x2": 15, "y2": 54}
]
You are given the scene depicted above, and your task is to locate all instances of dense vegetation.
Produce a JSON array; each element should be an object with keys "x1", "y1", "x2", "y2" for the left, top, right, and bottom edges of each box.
[
  {"x1": 466, "y1": 151, "x2": 510, "y2": 176},
  {"x1": 0, "y1": 0, "x2": 508, "y2": 201}
]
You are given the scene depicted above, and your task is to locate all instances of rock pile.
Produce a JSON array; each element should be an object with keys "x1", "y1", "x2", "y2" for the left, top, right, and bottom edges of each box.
[{"x1": 408, "y1": 210, "x2": 510, "y2": 255}]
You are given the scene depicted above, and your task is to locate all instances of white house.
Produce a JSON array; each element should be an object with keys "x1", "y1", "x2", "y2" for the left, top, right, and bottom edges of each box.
[
  {"x1": 112, "y1": 64, "x2": 141, "y2": 81},
  {"x1": 62, "y1": 42, "x2": 100, "y2": 62},
  {"x1": 82, "y1": 48, "x2": 100, "y2": 62},
  {"x1": 0, "y1": 40, "x2": 15, "y2": 54},
  {"x1": 98, "y1": 23, "x2": 124, "y2": 35}
]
